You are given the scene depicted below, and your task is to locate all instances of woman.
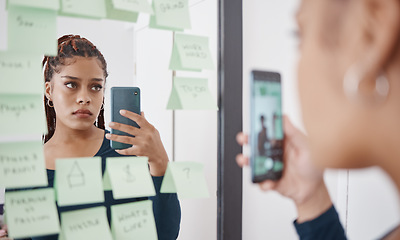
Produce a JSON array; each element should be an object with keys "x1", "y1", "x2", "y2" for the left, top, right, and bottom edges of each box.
[
  {"x1": 237, "y1": 0, "x2": 400, "y2": 239},
  {"x1": 3, "y1": 35, "x2": 181, "y2": 240}
]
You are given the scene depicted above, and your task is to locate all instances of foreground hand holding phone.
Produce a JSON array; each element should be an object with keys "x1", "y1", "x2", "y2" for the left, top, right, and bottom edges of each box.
[
  {"x1": 237, "y1": 116, "x2": 332, "y2": 223},
  {"x1": 106, "y1": 110, "x2": 169, "y2": 177}
]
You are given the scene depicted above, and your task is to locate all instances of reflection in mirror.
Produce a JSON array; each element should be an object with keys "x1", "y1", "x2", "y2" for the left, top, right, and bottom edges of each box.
[{"x1": 0, "y1": 0, "x2": 218, "y2": 239}]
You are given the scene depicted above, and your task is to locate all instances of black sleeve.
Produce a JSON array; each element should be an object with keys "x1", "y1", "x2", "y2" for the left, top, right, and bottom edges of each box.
[
  {"x1": 149, "y1": 176, "x2": 181, "y2": 240},
  {"x1": 294, "y1": 205, "x2": 347, "y2": 240}
]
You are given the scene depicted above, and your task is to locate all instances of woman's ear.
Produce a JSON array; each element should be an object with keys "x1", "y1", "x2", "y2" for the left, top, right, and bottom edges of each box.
[
  {"x1": 357, "y1": 0, "x2": 400, "y2": 81},
  {"x1": 45, "y1": 81, "x2": 52, "y2": 100}
]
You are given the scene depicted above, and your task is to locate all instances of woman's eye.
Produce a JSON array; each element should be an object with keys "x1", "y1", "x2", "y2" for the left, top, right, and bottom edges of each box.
[
  {"x1": 92, "y1": 85, "x2": 103, "y2": 91},
  {"x1": 65, "y1": 82, "x2": 77, "y2": 89}
]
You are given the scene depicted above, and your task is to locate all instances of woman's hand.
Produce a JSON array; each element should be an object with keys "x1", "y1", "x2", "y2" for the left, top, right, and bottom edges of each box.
[
  {"x1": 236, "y1": 116, "x2": 332, "y2": 223},
  {"x1": 106, "y1": 110, "x2": 169, "y2": 177},
  {"x1": 0, "y1": 225, "x2": 7, "y2": 238}
]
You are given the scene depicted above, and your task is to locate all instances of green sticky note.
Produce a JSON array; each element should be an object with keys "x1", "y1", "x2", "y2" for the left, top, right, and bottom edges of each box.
[
  {"x1": 111, "y1": 200, "x2": 157, "y2": 240},
  {"x1": 60, "y1": 206, "x2": 113, "y2": 240},
  {"x1": 8, "y1": 0, "x2": 60, "y2": 10},
  {"x1": 112, "y1": 0, "x2": 153, "y2": 14},
  {"x1": 102, "y1": 167, "x2": 112, "y2": 191},
  {"x1": 5, "y1": 188, "x2": 60, "y2": 239},
  {"x1": 169, "y1": 33, "x2": 214, "y2": 71},
  {"x1": 0, "y1": 94, "x2": 47, "y2": 136},
  {"x1": 59, "y1": 0, "x2": 106, "y2": 19},
  {"x1": 106, "y1": 157, "x2": 156, "y2": 199},
  {"x1": 8, "y1": 5, "x2": 57, "y2": 56},
  {"x1": 58, "y1": 232, "x2": 65, "y2": 240},
  {"x1": 0, "y1": 141, "x2": 47, "y2": 189},
  {"x1": 105, "y1": 0, "x2": 139, "y2": 22},
  {"x1": 149, "y1": 0, "x2": 190, "y2": 31},
  {"x1": 0, "y1": 52, "x2": 44, "y2": 94},
  {"x1": 161, "y1": 161, "x2": 209, "y2": 199},
  {"x1": 167, "y1": 77, "x2": 218, "y2": 110},
  {"x1": 55, "y1": 157, "x2": 104, "y2": 207}
]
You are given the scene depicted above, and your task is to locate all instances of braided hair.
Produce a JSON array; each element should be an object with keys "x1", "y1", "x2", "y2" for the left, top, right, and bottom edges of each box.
[{"x1": 42, "y1": 35, "x2": 108, "y2": 143}]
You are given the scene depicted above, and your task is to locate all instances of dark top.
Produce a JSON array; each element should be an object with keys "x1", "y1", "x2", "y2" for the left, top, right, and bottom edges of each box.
[
  {"x1": 294, "y1": 205, "x2": 347, "y2": 240},
  {"x1": 10, "y1": 131, "x2": 181, "y2": 240},
  {"x1": 294, "y1": 205, "x2": 400, "y2": 240}
]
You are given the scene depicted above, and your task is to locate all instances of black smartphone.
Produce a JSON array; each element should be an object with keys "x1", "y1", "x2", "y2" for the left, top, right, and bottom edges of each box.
[
  {"x1": 110, "y1": 87, "x2": 141, "y2": 150},
  {"x1": 250, "y1": 70, "x2": 284, "y2": 182}
]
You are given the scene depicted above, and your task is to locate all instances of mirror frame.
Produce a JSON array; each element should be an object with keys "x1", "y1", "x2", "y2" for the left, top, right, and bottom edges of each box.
[{"x1": 217, "y1": 0, "x2": 243, "y2": 239}]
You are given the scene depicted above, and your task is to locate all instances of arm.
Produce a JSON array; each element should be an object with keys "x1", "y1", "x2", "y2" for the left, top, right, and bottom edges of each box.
[{"x1": 150, "y1": 176, "x2": 181, "y2": 240}]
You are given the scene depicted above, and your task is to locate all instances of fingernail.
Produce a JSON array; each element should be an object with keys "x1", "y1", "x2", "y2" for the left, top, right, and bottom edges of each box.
[
  {"x1": 120, "y1": 110, "x2": 126, "y2": 115},
  {"x1": 109, "y1": 122, "x2": 115, "y2": 127},
  {"x1": 105, "y1": 133, "x2": 111, "y2": 139}
]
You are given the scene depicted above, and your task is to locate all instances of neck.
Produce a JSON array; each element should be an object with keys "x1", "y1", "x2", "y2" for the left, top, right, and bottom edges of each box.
[{"x1": 51, "y1": 121, "x2": 101, "y2": 144}]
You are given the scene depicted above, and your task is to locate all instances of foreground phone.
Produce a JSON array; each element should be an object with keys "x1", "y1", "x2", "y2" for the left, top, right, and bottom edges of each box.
[
  {"x1": 110, "y1": 87, "x2": 141, "y2": 150},
  {"x1": 250, "y1": 70, "x2": 284, "y2": 182}
]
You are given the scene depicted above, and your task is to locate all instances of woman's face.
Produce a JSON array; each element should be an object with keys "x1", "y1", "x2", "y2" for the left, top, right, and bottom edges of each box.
[
  {"x1": 296, "y1": 0, "x2": 374, "y2": 168},
  {"x1": 46, "y1": 56, "x2": 105, "y2": 131}
]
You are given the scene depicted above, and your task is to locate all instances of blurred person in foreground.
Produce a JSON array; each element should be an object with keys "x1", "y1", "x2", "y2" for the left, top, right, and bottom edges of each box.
[{"x1": 237, "y1": 0, "x2": 400, "y2": 239}]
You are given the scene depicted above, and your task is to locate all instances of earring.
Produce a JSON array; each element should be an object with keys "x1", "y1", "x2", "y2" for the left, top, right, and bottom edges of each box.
[
  {"x1": 343, "y1": 65, "x2": 389, "y2": 103},
  {"x1": 47, "y1": 99, "x2": 54, "y2": 108}
]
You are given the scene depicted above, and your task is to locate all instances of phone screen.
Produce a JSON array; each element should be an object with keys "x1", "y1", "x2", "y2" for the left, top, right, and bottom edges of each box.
[{"x1": 251, "y1": 71, "x2": 284, "y2": 182}]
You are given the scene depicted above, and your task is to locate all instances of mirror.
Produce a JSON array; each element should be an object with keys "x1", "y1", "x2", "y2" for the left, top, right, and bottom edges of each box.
[{"x1": 0, "y1": 0, "x2": 218, "y2": 239}]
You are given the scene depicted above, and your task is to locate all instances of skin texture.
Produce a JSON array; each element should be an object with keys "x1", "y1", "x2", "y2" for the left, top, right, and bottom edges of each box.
[{"x1": 237, "y1": 0, "x2": 400, "y2": 237}]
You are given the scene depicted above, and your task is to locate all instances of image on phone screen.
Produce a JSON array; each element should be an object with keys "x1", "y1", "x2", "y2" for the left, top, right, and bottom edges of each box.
[{"x1": 251, "y1": 71, "x2": 284, "y2": 182}]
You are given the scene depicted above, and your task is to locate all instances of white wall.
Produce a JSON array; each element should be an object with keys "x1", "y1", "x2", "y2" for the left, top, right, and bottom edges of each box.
[
  {"x1": 243, "y1": 1, "x2": 400, "y2": 240},
  {"x1": 0, "y1": 0, "x2": 218, "y2": 239}
]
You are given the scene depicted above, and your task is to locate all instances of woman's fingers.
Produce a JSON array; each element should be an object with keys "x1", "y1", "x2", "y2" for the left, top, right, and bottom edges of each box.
[
  {"x1": 108, "y1": 122, "x2": 140, "y2": 136},
  {"x1": 116, "y1": 146, "x2": 139, "y2": 156},
  {"x1": 0, "y1": 229, "x2": 7, "y2": 237},
  {"x1": 259, "y1": 180, "x2": 277, "y2": 191},
  {"x1": 236, "y1": 153, "x2": 249, "y2": 167},
  {"x1": 236, "y1": 132, "x2": 248, "y2": 146},
  {"x1": 105, "y1": 133, "x2": 136, "y2": 146},
  {"x1": 120, "y1": 110, "x2": 147, "y2": 127}
]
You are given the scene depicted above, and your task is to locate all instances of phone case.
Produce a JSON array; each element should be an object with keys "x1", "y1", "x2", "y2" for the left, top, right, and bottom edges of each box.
[{"x1": 110, "y1": 87, "x2": 141, "y2": 149}]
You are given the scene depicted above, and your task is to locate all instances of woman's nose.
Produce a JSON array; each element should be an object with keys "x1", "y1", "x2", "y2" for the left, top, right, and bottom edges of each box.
[{"x1": 77, "y1": 89, "x2": 91, "y2": 104}]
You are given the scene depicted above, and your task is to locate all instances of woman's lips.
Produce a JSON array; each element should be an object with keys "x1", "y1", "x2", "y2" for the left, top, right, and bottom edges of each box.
[{"x1": 73, "y1": 109, "x2": 93, "y2": 118}]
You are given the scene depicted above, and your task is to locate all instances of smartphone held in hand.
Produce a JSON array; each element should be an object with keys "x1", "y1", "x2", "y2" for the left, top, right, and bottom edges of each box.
[
  {"x1": 250, "y1": 70, "x2": 284, "y2": 182},
  {"x1": 110, "y1": 87, "x2": 141, "y2": 150}
]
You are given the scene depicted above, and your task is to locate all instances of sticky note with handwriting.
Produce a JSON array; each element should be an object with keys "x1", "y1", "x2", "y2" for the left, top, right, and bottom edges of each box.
[
  {"x1": 104, "y1": 157, "x2": 156, "y2": 199},
  {"x1": 167, "y1": 77, "x2": 218, "y2": 110},
  {"x1": 105, "y1": 0, "x2": 139, "y2": 22},
  {"x1": 55, "y1": 157, "x2": 104, "y2": 206},
  {"x1": 111, "y1": 200, "x2": 157, "y2": 240},
  {"x1": 5, "y1": 188, "x2": 60, "y2": 239},
  {"x1": 60, "y1": 206, "x2": 113, "y2": 240},
  {"x1": 0, "y1": 141, "x2": 47, "y2": 188},
  {"x1": 59, "y1": 0, "x2": 106, "y2": 19},
  {"x1": 0, "y1": 52, "x2": 43, "y2": 94},
  {"x1": 169, "y1": 33, "x2": 214, "y2": 71},
  {"x1": 8, "y1": 0, "x2": 60, "y2": 10},
  {"x1": 8, "y1": 5, "x2": 57, "y2": 56},
  {"x1": 149, "y1": 0, "x2": 190, "y2": 31},
  {"x1": 0, "y1": 94, "x2": 47, "y2": 136},
  {"x1": 160, "y1": 161, "x2": 209, "y2": 199}
]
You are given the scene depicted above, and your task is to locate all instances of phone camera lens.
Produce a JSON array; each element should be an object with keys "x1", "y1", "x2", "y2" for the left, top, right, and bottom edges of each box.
[{"x1": 134, "y1": 92, "x2": 138, "y2": 95}]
